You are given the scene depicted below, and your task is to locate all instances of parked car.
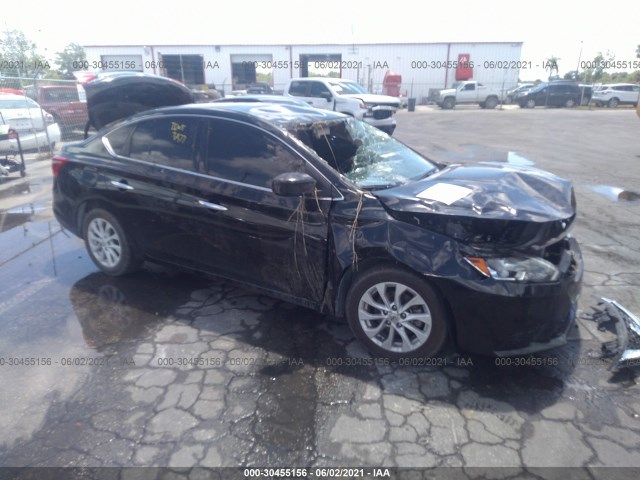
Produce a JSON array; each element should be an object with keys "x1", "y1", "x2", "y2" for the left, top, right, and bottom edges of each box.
[
  {"x1": 591, "y1": 83, "x2": 640, "y2": 108},
  {"x1": 283, "y1": 77, "x2": 400, "y2": 135},
  {"x1": 506, "y1": 83, "x2": 534, "y2": 103},
  {"x1": 246, "y1": 82, "x2": 274, "y2": 94},
  {"x1": 0, "y1": 94, "x2": 61, "y2": 153},
  {"x1": 437, "y1": 80, "x2": 507, "y2": 109},
  {"x1": 24, "y1": 84, "x2": 88, "y2": 136},
  {"x1": 192, "y1": 89, "x2": 222, "y2": 103},
  {"x1": 52, "y1": 82, "x2": 583, "y2": 359},
  {"x1": 517, "y1": 81, "x2": 582, "y2": 108}
]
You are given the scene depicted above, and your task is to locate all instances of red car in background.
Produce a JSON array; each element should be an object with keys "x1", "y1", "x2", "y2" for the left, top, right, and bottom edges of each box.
[{"x1": 24, "y1": 84, "x2": 88, "y2": 137}]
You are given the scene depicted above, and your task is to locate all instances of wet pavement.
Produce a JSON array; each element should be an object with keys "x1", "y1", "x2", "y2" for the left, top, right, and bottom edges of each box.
[{"x1": 1, "y1": 109, "x2": 640, "y2": 477}]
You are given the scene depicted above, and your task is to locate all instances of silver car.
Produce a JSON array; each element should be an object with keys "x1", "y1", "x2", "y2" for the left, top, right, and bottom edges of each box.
[{"x1": 0, "y1": 94, "x2": 61, "y2": 152}]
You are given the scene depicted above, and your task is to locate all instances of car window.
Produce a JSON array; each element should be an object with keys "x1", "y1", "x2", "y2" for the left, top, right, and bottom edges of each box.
[
  {"x1": 43, "y1": 88, "x2": 80, "y2": 102},
  {"x1": 104, "y1": 124, "x2": 136, "y2": 155},
  {"x1": 288, "y1": 81, "x2": 308, "y2": 96},
  {"x1": 200, "y1": 119, "x2": 306, "y2": 188},
  {"x1": 462, "y1": 83, "x2": 475, "y2": 91},
  {"x1": 128, "y1": 116, "x2": 201, "y2": 171},
  {"x1": 0, "y1": 97, "x2": 40, "y2": 109},
  {"x1": 309, "y1": 82, "x2": 331, "y2": 97}
]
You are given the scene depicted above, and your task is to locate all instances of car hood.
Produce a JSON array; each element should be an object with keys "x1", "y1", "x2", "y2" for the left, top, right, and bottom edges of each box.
[
  {"x1": 374, "y1": 163, "x2": 576, "y2": 251},
  {"x1": 82, "y1": 73, "x2": 195, "y2": 130},
  {"x1": 342, "y1": 93, "x2": 400, "y2": 106}
]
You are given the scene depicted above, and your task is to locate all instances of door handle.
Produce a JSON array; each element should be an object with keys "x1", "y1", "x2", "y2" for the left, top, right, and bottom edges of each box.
[
  {"x1": 110, "y1": 180, "x2": 133, "y2": 191},
  {"x1": 198, "y1": 200, "x2": 227, "y2": 211}
]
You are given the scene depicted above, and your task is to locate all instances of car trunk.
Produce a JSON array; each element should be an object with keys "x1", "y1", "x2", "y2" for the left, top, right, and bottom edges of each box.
[{"x1": 81, "y1": 73, "x2": 195, "y2": 130}]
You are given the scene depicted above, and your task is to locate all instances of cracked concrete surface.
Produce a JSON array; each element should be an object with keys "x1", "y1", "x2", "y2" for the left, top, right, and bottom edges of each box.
[{"x1": 1, "y1": 109, "x2": 639, "y2": 474}]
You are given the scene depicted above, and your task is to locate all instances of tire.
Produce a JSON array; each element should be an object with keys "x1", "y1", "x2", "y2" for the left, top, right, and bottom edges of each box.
[
  {"x1": 608, "y1": 97, "x2": 619, "y2": 108},
  {"x1": 564, "y1": 98, "x2": 576, "y2": 108},
  {"x1": 525, "y1": 99, "x2": 536, "y2": 109},
  {"x1": 484, "y1": 96, "x2": 499, "y2": 109},
  {"x1": 83, "y1": 209, "x2": 141, "y2": 276},
  {"x1": 441, "y1": 97, "x2": 455, "y2": 109},
  {"x1": 479, "y1": 102, "x2": 486, "y2": 109},
  {"x1": 345, "y1": 266, "x2": 448, "y2": 359}
]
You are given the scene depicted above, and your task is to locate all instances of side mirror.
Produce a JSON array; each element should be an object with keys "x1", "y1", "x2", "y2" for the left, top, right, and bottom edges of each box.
[
  {"x1": 272, "y1": 172, "x2": 317, "y2": 197},
  {"x1": 320, "y1": 91, "x2": 333, "y2": 102}
]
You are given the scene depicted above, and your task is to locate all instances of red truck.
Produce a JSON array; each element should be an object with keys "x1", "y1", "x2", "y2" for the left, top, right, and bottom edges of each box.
[{"x1": 25, "y1": 85, "x2": 88, "y2": 137}]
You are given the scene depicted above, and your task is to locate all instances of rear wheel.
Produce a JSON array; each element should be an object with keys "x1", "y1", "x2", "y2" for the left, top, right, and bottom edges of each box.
[
  {"x1": 565, "y1": 98, "x2": 576, "y2": 108},
  {"x1": 345, "y1": 266, "x2": 448, "y2": 359},
  {"x1": 484, "y1": 96, "x2": 499, "y2": 109},
  {"x1": 83, "y1": 209, "x2": 141, "y2": 276},
  {"x1": 526, "y1": 99, "x2": 536, "y2": 108}
]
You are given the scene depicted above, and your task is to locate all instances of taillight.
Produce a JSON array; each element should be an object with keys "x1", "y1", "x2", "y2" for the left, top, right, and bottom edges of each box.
[{"x1": 52, "y1": 155, "x2": 69, "y2": 177}]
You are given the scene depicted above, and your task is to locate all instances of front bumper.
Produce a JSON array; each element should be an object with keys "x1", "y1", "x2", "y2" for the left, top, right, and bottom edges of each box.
[
  {"x1": 599, "y1": 298, "x2": 640, "y2": 370},
  {"x1": 362, "y1": 115, "x2": 396, "y2": 134},
  {"x1": 439, "y1": 237, "x2": 583, "y2": 356}
]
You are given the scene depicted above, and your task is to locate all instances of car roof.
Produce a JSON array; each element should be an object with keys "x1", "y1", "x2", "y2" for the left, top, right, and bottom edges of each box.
[
  {"x1": 129, "y1": 102, "x2": 346, "y2": 127},
  {"x1": 214, "y1": 95, "x2": 307, "y2": 105}
]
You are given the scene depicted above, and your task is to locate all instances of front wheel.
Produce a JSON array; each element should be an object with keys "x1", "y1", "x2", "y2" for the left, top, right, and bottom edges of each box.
[
  {"x1": 83, "y1": 209, "x2": 141, "y2": 276},
  {"x1": 565, "y1": 98, "x2": 576, "y2": 108},
  {"x1": 441, "y1": 97, "x2": 455, "y2": 109},
  {"x1": 608, "y1": 98, "x2": 619, "y2": 108},
  {"x1": 345, "y1": 267, "x2": 449, "y2": 359},
  {"x1": 526, "y1": 99, "x2": 536, "y2": 108}
]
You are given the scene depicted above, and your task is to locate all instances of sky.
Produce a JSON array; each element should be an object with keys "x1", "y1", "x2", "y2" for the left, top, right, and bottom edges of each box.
[{"x1": 4, "y1": 0, "x2": 639, "y2": 81}]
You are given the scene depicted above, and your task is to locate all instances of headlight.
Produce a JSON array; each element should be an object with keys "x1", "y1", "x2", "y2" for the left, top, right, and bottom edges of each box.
[{"x1": 465, "y1": 256, "x2": 560, "y2": 282}]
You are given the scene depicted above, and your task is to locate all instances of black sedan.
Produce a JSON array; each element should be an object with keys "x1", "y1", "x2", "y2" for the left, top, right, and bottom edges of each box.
[{"x1": 53, "y1": 98, "x2": 582, "y2": 359}]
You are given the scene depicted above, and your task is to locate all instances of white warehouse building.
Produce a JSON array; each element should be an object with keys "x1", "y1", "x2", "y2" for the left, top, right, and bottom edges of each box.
[{"x1": 83, "y1": 42, "x2": 523, "y2": 103}]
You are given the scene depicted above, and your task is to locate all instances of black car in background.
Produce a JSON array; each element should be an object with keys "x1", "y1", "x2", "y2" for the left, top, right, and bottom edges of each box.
[
  {"x1": 517, "y1": 81, "x2": 582, "y2": 108},
  {"x1": 52, "y1": 78, "x2": 583, "y2": 359}
]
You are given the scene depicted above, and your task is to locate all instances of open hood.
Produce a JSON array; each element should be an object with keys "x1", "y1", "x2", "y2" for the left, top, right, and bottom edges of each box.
[
  {"x1": 81, "y1": 72, "x2": 195, "y2": 130},
  {"x1": 375, "y1": 163, "x2": 576, "y2": 251}
]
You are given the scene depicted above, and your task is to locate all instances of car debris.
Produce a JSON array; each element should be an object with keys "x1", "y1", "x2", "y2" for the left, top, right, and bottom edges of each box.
[{"x1": 593, "y1": 298, "x2": 640, "y2": 370}]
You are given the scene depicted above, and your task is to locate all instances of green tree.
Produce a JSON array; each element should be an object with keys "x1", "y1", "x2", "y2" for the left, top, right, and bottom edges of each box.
[
  {"x1": 544, "y1": 55, "x2": 561, "y2": 80},
  {"x1": 55, "y1": 43, "x2": 86, "y2": 79},
  {"x1": 586, "y1": 51, "x2": 616, "y2": 83},
  {"x1": 0, "y1": 30, "x2": 51, "y2": 80}
]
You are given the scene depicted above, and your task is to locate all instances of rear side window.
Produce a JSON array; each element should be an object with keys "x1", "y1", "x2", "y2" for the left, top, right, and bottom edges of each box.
[
  {"x1": 128, "y1": 116, "x2": 201, "y2": 171},
  {"x1": 105, "y1": 124, "x2": 135, "y2": 155},
  {"x1": 200, "y1": 119, "x2": 305, "y2": 188}
]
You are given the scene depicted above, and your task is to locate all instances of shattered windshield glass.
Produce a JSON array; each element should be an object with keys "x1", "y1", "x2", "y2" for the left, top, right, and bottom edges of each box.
[{"x1": 288, "y1": 118, "x2": 437, "y2": 189}]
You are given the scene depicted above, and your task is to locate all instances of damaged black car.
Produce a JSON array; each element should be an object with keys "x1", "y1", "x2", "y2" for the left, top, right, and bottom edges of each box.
[{"x1": 52, "y1": 75, "x2": 583, "y2": 358}]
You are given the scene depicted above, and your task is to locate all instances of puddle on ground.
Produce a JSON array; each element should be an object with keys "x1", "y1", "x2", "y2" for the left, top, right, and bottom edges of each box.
[{"x1": 587, "y1": 185, "x2": 640, "y2": 203}]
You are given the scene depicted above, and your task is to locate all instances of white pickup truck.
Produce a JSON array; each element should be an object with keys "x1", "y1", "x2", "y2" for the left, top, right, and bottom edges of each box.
[
  {"x1": 283, "y1": 77, "x2": 400, "y2": 135},
  {"x1": 436, "y1": 81, "x2": 506, "y2": 109}
]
